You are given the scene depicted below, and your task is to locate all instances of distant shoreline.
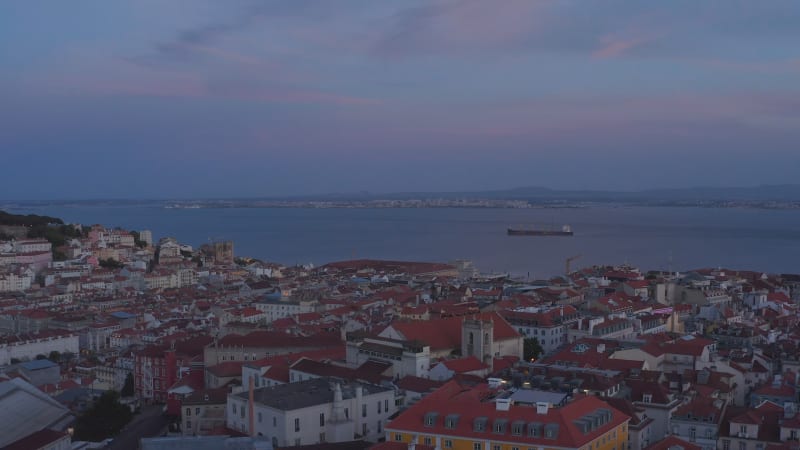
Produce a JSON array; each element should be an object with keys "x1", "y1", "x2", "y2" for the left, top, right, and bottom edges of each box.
[{"x1": 4, "y1": 199, "x2": 800, "y2": 211}]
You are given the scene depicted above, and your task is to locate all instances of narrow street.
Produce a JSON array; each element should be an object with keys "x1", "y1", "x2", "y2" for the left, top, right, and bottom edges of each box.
[{"x1": 105, "y1": 405, "x2": 169, "y2": 450}]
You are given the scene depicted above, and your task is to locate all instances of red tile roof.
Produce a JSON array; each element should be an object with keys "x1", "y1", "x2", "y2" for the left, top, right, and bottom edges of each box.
[
  {"x1": 386, "y1": 380, "x2": 630, "y2": 448},
  {"x1": 644, "y1": 435, "x2": 702, "y2": 450},
  {"x1": 438, "y1": 356, "x2": 489, "y2": 374},
  {"x1": 386, "y1": 312, "x2": 519, "y2": 351}
]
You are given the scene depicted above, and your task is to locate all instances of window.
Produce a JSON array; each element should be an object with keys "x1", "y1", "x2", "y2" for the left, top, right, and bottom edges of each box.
[
  {"x1": 185, "y1": 408, "x2": 191, "y2": 417},
  {"x1": 362, "y1": 404, "x2": 367, "y2": 418},
  {"x1": 273, "y1": 416, "x2": 277, "y2": 427},
  {"x1": 320, "y1": 432, "x2": 326, "y2": 443},
  {"x1": 723, "y1": 440, "x2": 730, "y2": 450},
  {"x1": 690, "y1": 427, "x2": 696, "y2": 441},
  {"x1": 195, "y1": 407, "x2": 200, "y2": 415},
  {"x1": 294, "y1": 418, "x2": 300, "y2": 432},
  {"x1": 494, "y1": 446, "x2": 501, "y2": 450},
  {"x1": 258, "y1": 412, "x2": 262, "y2": 423},
  {"x1": 378, "y1": 420, "x2": 382, "y2": 433},
  {"x1": 385, "y1": 399, "x2": 389, "y2": 412},
  {"x1": 294, "y1": 439, "x2": 301, "y2": 446},
  {"x1": 345, "y1": 408, "x2": 349, "y2": 419},
  {"x1": 424, "y1": 437, "x2": 432, "y2": 445},
  {"x1": 240, "y1": 406, "x2": 245, "y2": 419},
  {"x1": 186, "y1": 420, "x2": 191, "y2": 428},
  {"x1": 395, "y1": 434, "x2": 403, "y2": 442},
  {"x1": 445, "y1": 440, "x2": 453, "y2": 448},
  {"x1": 362, "y1": 423, "x2": 368, "y2": 436},
  {"x1": 320, "y1": 413, "x2": 325, "y2": 427},
  {"x1": 474, "y1": 443, "x2": 482, "y2": 450},
  {"x1": 642, "y1": 394, "x2": 652, "y2": 403},
  {"x1": 738, "y1": 443, "x2": 746, "y2": 450},
  {"x1": 378, "y1": 401, "x2": 382, "y2": 414},
  {"x1": 740, "y1": 425, "x2": 747, "y2": 436}
]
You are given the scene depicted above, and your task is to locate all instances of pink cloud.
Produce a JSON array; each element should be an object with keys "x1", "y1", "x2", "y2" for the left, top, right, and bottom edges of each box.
[{"x1": 591, "y1": 34, "x2": 651, "y2": 59}]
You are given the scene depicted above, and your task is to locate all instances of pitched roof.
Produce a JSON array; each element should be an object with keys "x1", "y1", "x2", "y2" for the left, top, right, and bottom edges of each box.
[
  {"x1": 644, "y1": 435, "x2": 702, "y2": 450},
  {"x1": 2, "y1": 429, "x2": 68, "y2": 450},
  {"x1": 438, "y1": 356, "x2": 489, "y2": 373},
  {"x1": 386, "y1": 380, "x2": 630, "y2": 448},
  {"x1": 386, "y1": 312, "x2": 519, "y2": 351}
]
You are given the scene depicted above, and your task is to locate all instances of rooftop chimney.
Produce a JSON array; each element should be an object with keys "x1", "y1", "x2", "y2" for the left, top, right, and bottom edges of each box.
[{"x1": 496, "y1": 398, "x2": 511, "y2": 411}]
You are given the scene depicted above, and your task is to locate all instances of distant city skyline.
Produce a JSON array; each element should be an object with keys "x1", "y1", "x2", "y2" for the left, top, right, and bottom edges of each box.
[{"x1": 2, "y1": 1, "x2": 799, "y2": 200}]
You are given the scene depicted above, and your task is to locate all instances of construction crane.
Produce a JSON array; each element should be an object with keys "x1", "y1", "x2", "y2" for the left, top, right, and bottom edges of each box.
[{"x1": 565, "y1": 255, "x2": 582, "y2": 276}]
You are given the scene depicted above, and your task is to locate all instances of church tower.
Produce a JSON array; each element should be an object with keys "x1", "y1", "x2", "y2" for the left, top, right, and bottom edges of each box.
[{"x1": 462, "y1": 318, "x2": 494, "y2": 371}]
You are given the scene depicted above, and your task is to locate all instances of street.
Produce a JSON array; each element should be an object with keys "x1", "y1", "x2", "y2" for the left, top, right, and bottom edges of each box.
[{"x1": 106, "y1": 405, "x2": 170, "y2": 450}]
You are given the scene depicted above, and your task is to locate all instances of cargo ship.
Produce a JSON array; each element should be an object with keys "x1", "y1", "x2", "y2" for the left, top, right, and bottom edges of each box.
[{"x1": 507, "y1": 225, "x2": 573, "y2": 236}]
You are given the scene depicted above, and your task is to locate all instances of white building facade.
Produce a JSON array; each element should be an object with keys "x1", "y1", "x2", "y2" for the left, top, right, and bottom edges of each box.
[{"x1": 227, "y1": 377, "x2": 396, "y2": 447}]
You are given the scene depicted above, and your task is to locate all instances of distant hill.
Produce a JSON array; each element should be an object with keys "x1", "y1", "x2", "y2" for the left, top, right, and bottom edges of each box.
[
  {"x1": 283, "y1": 184, "x2": 800, "y2": 203},
  {"x1": 5, "y1": 184, "x2": 800, "y2": 205}
]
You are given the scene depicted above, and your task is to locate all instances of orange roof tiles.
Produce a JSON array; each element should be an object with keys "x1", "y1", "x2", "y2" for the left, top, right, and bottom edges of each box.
[{"x1": 387, "y1": 380, "x2": 630, "y2": 448}]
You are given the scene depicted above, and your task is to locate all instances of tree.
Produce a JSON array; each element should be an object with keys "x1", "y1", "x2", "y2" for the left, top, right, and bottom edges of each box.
[
  {"x1": 49, "y1": 350, "x2": 61, "y2": 362},
  {"x1": 121, "y1": 373, "x2": 134, "y2": 397},
  {"x1": 130, "y1": 231, "x2": 147, "y2": 248},
  {"x1": 61, "y1": 351, "x2": 75, "y2": 363},
  {"x1": 523, "y1": 337, "x2": 544, "y2": 362},
  {"x1": 73, "y1": 390, "x2": 133, "y2": 442},
  {"x1": 35, "y1": 354, "x2": 47, "y2": 360},
  {"x1": 99, "y1": 258, "x2": 124, "y2": 269}
]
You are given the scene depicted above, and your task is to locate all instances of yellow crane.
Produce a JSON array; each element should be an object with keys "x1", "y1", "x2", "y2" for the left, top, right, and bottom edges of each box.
[{"x1": 565, "y1": 254, "x2": 582, "y2": 276}]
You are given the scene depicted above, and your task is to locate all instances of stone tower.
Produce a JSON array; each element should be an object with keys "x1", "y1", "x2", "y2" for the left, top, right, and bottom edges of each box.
[{"x1": 462, "y1": 318, "x2": 494, "y2": 371}]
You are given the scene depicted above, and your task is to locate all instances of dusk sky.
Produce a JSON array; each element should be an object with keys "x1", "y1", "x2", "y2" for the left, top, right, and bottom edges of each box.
[{"x1": 2, "y1": 1, "x2": 800, "y2": 200}]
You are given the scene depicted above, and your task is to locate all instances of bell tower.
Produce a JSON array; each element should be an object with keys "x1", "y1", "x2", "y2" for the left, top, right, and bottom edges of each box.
[{"x1": 462, "y1": 318, "x2": 494, "y2": 371}]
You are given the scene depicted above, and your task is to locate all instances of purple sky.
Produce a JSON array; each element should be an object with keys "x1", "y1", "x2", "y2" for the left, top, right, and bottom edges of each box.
[{"x1": 2, "y1": 0, "x2": 800, "y2": 199}]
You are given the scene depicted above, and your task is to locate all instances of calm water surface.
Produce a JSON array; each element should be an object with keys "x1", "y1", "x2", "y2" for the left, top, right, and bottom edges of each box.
[{"x1": 9, "y1": 206, "x2": 800, "y2": 277}]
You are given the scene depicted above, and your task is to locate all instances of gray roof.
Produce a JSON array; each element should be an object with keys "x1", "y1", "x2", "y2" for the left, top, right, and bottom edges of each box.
[
  {"x1": 19, "y1": 359, "x2": 58, "y2": 371},
  {"x1": 508, "y1": 389, "x2": 569, "y2": 406},
  {"x1": 234, "y1": 377, "x2": 392, "y2": 411},
  {"x1": 0, "y1": 378, "x2": 74, "y2": 447}
]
